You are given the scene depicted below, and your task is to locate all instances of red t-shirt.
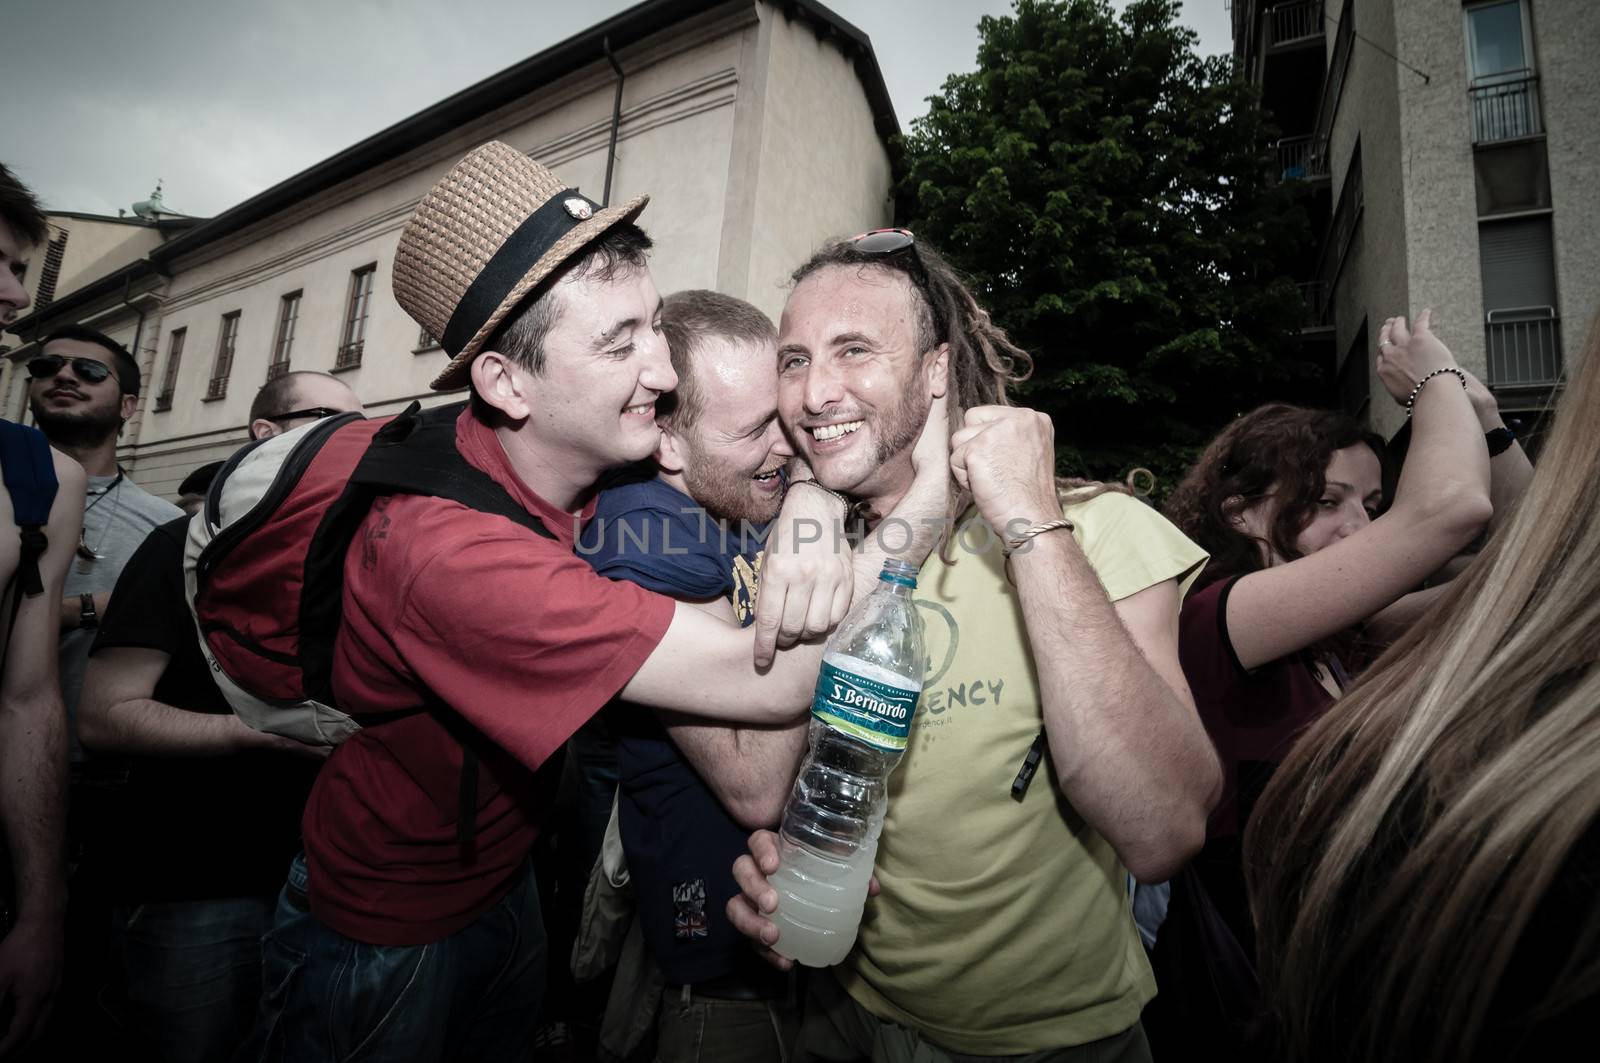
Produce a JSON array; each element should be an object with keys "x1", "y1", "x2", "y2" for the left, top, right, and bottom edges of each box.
[
  {"x1": 301, "y1": 408, "x2": 675, "y2": 945},
  {"x1": 1178, "y1": 575, "x2": 1336, "y2": 843}
]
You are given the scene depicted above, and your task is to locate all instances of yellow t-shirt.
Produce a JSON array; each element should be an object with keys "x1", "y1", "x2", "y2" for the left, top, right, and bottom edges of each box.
[{"x1": 837, "y1": 490, "x2": 1208, "y2": 1054}]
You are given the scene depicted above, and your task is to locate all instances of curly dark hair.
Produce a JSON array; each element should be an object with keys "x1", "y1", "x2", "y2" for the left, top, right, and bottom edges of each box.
[{"x1": 1165, "y1": 403, "x2": 1389, "y2": 590}]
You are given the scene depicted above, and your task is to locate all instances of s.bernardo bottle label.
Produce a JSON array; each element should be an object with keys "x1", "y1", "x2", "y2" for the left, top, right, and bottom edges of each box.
[{"x1": 812, "y1": 661, "x2": 921, "y2": 752}]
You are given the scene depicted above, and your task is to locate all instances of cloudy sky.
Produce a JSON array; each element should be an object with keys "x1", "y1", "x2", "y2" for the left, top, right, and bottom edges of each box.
[{"x1": 4, "y1": 0, "x2": 1231, "y2": 219}]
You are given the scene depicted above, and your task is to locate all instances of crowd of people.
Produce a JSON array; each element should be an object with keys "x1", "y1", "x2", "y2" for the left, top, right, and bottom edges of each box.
[{"x1": 0, "y1": 137, "x2": 1594, "y2": 1063}]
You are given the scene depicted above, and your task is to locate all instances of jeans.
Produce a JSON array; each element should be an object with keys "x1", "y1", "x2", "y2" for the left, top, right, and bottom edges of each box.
[
  {"x1": 114, "y1": 895, "x2": 277, "y2": 1063},
  {"x1": 657, "y1": 983, "x2": 802, "y2": 1063},
  {"x1": 238, "y1": 852, "x2": 545, "y2": 1063}
]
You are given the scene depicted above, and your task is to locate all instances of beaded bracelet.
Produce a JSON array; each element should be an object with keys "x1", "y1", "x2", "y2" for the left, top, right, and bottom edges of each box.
[
  {"x1": 1405, "y1": 367, "x2": 1468, "y2": 418},
  {"x1": 786, "y1": 478, "x2": 851, "y2": 512},
  {"x1": 1003, "y1": 517, "x2": 1076, "y2": 557}
]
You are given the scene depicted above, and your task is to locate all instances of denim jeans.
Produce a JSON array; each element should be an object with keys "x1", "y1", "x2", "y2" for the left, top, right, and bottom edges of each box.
[
  {"x1": 657, "y1": 983, "x2": 803, "y2": 1063},
  {"x1": 114, "y1": 895, "x2": 277, "y2": 1063},
  {"x1": 237, "y1": 852, "x2": 545, "y2": 1063}
]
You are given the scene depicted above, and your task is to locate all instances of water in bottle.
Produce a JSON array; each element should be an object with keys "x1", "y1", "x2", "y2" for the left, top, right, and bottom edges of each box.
[{"x1": 770, "y1": 557, "x2": 924, "y2": 967}]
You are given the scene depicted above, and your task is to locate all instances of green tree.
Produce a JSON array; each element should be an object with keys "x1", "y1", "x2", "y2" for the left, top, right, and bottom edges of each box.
[{"x1": 899, "y1": 0, "x2": 1318, "y2": 493}]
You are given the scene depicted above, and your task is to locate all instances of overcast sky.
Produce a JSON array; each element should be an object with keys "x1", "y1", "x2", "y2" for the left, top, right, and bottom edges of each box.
[{"x1": 4, "y1": 0, "x2": 1231, "y2": 219}]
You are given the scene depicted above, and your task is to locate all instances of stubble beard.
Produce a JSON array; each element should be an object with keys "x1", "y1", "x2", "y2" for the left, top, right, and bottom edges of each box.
[{"x1": 31, "y1": 398, "x2": 124, "y2": 451}]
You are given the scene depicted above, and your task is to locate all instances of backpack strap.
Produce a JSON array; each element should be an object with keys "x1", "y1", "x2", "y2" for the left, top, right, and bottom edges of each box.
[
  {"x1": 0, "y1": 420, "x2": 59, "y2": 597},
  {"x1": 1, "y1": 421, "x2": 60, "y2": 686},
  {"x1": 299, "y1": 401, "x2": 556, "y2": 851}
]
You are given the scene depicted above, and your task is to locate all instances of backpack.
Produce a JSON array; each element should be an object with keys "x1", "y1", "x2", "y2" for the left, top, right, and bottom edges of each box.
[{"x1": 183, "y1": 400, "x2": 555, "y2": 796}]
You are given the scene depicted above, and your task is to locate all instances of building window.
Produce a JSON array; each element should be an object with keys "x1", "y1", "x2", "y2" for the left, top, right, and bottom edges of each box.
[
  {"x1": 268, "y1": 291, "x2": 301, "y2": 382},
  {"x1": 207, "y1": 312, "x2": 240, "y2": 401},
  {"x1": 1337, "y1": 319, "x2": 1370, "y2": 423},
  {"x1": 1466, "y1": 1, "x2": 1540, "y2": 143},
  {"x1": 156, "y1": 328, "x2": 185, "y2": 411},
  {"x1": 415, "y1": 326, "x2": 441, "y2": 353},
  {"x1": 336, "y1": 264, "x2": 376, "y2": 370},
  {"x1": 1479, "y1": 214, "x2": 1560, "y2": 386}
]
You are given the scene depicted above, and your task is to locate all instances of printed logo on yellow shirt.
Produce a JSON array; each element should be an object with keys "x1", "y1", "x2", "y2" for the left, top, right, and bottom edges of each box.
[{"x1": 910, "y1": 598, "x2": 1009, "y2": 748}]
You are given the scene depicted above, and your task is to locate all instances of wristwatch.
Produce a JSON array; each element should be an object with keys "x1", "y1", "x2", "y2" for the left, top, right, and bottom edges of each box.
[
  {"x1": 1485, "y1": 426, "x2": 1516, "y2": 457},
  {"x1": 78, "y1": 593, "x2": 98, "y2": 629}
]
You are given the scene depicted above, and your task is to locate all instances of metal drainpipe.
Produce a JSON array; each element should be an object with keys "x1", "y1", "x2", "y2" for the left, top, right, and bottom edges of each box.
[
  {"x1": 119, "y1": 274, "x2": 147, "y2": 444},
  {"x1": 602, "y1": 35, "x2": 625, "y2": 206}
]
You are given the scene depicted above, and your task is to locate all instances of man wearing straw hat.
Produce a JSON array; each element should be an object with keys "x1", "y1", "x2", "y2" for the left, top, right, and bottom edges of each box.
[{"x1": 243, "y1": 142, "x2": 949, "y2": 1061}]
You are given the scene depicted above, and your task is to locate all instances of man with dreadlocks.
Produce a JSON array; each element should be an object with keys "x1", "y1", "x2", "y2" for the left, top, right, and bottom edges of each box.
[{"x1": 728, "y1": 230, "x2": 1221, "y2": 1061}]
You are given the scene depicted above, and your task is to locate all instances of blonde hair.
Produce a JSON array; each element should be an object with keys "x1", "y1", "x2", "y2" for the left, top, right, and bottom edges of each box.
[{"x1": 1244, "y1": 313, "x2": 1600, "y2": 1061}]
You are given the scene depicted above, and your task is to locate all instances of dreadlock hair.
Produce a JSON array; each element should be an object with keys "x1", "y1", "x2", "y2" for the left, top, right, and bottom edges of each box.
[{"x1": 790, "y1": 235, "x2": 1115, "y2": 556}]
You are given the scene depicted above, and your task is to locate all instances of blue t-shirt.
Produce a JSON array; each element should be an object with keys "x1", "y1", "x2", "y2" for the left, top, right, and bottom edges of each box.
[{"x1": 580, "y1": 477, "x2": 768, "y2": 985}]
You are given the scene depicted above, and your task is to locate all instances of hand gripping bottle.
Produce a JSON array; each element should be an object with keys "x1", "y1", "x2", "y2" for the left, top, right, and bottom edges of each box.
[{"x1": 770, "y1": 557, "x2": 924, "y2": 967}]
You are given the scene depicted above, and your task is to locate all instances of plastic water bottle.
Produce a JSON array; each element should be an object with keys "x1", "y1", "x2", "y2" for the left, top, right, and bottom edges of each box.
[{"x1": 770, "y1": 557, "x2": 924, "y2": 967}]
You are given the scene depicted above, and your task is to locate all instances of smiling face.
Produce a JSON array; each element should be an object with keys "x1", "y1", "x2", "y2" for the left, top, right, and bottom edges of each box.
[
  {"x1": 519, "y1": 262, "x2": 676, "y2": 480},
  {"x1": 663, "y1": 334, "x2": 792, "y2": 524},
  {"x1": 776, "y1": 264, "x2": 938, "y2": 509}
]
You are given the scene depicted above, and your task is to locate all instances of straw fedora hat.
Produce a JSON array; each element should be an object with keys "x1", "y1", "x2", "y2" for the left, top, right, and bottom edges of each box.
[{"x1": 393, "y1": 141, "x2": 649, "y2": 391}]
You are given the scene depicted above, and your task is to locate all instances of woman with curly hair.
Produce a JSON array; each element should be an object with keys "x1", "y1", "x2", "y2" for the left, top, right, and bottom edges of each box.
[
  {"x1": 1147, "y1": 310, "x2": 1501, "y2": 1052},
  {"x1": 1244, "y1": 311, "x2": 1600, "y2": 1061}
]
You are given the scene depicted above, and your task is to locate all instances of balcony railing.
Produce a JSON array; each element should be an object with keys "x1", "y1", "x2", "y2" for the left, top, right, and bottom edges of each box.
[
  {"x1": 205, "y1": 377, "x2": 227, "y2": 401},
  {"x1": 334, "y1": 340, "x2": 364, "y2": 371},
  {"x1": 265, "y1": 360, "x2": 290, "y2": 383},
  {"x1": 1266, "y1": 0, "x2": 1322, "y2": 49},
  {"x1": 1485, "y1": 307, "x2": 1561, "y2": 386},
  {"x1": 1471, "y1": 72, "x2": 1542, "y2": 144},
  {"x1": 154, "y1": 390, "x2": 174, "y2": 412},
  {"x1": 1277, "y1": 135, "x2": 1330, "y2": 181}
]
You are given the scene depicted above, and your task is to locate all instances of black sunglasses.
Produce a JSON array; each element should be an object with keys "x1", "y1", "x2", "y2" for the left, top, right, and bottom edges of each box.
[
  {"x1": 846, "y1": 229, "x2": 947, "y2": 344},
  {"x1": 264, "y1": 407, "x2": 346, "y2": 423},
  {"x1": 28, "y1": 354, "x2": 118, "y2": 386}
]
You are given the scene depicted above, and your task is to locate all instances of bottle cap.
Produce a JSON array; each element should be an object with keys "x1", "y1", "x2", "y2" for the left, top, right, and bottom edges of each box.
[{"x1": 879, "y1": 557, "x2": 917, "y2": 588}]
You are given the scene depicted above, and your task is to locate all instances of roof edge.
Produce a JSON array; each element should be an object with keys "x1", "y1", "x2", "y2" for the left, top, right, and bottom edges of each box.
[{"x1": 150, "y1": 0, "x2": 896, "y2": 266}]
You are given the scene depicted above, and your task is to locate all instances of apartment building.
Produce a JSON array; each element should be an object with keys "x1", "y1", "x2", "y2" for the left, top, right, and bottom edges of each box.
[
  {"x1": 1234, "y1": 0, "x2": 1599, "y2": 440},
  {"x1": 2, "y1": 0, "x2": 896, "y2": 497}
]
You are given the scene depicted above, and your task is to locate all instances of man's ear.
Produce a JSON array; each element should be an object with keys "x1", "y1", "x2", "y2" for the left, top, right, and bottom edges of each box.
[
  {"x1": 655, "y1": 422, "x2": 686, "y2": 474},
  {"x1": 120, "y1": 392, "x2": 139, "y2": 423},
  {"x1": 249, "y1": 419, "x2": 278, "y2": 441},
  {"x1": 926, "y1": 343, "x2": 949, "y2": 399},
  {"x1": 470, "y1": 351, "x2": 532, "y2": 421}
]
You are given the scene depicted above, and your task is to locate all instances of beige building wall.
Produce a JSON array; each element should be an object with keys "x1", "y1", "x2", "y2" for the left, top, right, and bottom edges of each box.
[
  {"x1": 31, "y1": 0, "x2": 891, "y2": 500},
  {"x1": 736, "y1": 9, "x2": 894, "y2": 316},
  {"x1": 1317, "y1": 0, "x2": 1596, "y2": 434},
  {"x1": 1532, "y1": 0, "x2": 1600, "y2": 362}
]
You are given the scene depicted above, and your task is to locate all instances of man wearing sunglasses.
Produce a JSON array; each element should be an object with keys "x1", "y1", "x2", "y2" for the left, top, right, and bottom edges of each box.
[
  {"x1": 26, "y1": 327, "x2": 181, "y2": 748},
  {"x1": 727, "y1": 231, "x2": 1220, "y2": 1062}
]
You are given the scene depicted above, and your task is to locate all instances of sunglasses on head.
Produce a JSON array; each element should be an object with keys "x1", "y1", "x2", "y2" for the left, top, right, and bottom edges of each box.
[
  {"x1": 846, "y1": 228, "x2": 947, "y2": 346},
  {"x1": 264, "y1": 407, "x2": 346, "y2": 424},
  {"x1": 849, "y1": 227, "x2": 917, "y2": 255},
  {"x1": 28, "y1": 354, "x2": 118, "y2": 387}
]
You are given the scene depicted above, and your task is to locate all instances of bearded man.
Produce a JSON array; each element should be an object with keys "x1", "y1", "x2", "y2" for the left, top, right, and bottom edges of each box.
[{"x1": 26, "y1": 325, "x2": 180, "y2": 753}]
